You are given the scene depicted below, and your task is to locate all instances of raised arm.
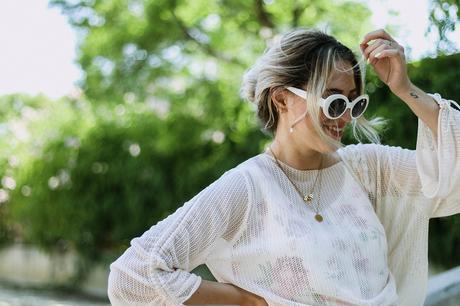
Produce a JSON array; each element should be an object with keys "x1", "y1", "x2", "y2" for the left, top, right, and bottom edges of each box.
[
  {"x1": 360, "y1": 28, "x2": 460, "y2": 216},
  {"x1": 361, "y1": 29, "x2": 439, "y2": 135},
  {"x1": 340, "y1": 90, "x2": 460, "y2": 219}
]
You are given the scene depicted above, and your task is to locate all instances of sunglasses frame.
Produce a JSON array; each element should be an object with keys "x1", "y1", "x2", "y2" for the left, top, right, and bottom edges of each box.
[{"x1": 285, "y1": 86, "x2": 369, "y2": 120}]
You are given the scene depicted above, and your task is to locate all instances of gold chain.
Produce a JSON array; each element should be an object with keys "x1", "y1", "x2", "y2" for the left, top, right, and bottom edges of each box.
[{"x1": 268, "y1": 146, "x2": 324, "y2": 222}]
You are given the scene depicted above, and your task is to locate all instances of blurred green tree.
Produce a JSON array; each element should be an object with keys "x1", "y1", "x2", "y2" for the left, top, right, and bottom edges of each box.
[
  {"x1": 428, "y1": 0, "x2": 460, "y2": 54},
  {"x1": 50, "y1": 0, "x2": 372, "y2": 104}
]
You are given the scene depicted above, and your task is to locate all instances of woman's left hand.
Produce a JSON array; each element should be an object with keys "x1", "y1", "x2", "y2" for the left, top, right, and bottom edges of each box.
[{"x1": 360, "y1": 29, "x2": 412, "y2": 96}]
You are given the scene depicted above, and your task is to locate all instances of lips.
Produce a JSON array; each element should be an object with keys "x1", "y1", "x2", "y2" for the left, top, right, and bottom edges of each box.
[{"x1": 323, "y1": 125, "x2": 344, "y2": 140}]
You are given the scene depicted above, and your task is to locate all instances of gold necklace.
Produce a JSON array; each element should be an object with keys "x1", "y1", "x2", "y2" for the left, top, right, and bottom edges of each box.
[{"x1": 268, "y1": 146, "x2": 324, "y2": 222}]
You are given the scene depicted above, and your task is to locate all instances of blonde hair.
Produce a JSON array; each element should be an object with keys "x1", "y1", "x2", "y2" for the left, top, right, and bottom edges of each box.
[{"x1": 240, "y1": 28, "x2": 385, "y2": 148}]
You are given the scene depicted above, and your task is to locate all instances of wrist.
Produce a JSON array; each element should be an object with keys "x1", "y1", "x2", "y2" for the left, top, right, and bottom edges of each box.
[{"x1": 392, "y1": 80, "x2": 414, "y2": 98}]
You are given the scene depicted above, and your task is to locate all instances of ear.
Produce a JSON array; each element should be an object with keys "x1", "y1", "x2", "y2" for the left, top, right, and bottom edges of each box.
[{"x1": 270, "y1": 87, "x2": 289, "y2": 113}]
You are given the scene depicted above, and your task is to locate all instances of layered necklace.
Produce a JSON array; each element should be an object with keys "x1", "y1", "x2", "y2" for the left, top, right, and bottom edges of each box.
[{"x1": 268, "y1": 146, "x2": 325, "y2": 222}]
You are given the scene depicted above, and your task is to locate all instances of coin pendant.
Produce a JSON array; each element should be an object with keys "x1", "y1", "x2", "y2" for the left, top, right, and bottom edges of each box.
[{"x1": 315, "y1": 214, "x2": 323, "y2": 222}]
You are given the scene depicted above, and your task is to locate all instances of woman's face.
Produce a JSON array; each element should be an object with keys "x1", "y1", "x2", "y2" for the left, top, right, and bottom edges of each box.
[{"x1": 284, "y1": 62, "x2": 358, "y2": 153}]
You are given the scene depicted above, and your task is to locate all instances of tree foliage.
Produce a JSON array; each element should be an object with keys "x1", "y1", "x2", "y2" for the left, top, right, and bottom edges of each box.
[
  {"x1": 428, "y1": 0, "x2": 460, "y2": 54},
  {"x1": 50, "y1": 0, "x2": 372, "y2": 104}
]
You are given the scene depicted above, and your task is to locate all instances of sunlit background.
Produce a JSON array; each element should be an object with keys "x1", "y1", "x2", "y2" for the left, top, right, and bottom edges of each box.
[{"x1": 1, "y1": 0, "x2": 459, "y2": 98}]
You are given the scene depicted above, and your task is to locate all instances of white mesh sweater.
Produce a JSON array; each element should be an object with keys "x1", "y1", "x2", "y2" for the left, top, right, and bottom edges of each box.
[{"x1": 108, "y1": 93, "x2": 460, "y2": 306}]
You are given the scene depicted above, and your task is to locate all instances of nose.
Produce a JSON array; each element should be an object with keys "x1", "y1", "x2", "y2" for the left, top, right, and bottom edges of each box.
[{"x1": 340, "y1": 109, "x2": 353, "y2": 122}]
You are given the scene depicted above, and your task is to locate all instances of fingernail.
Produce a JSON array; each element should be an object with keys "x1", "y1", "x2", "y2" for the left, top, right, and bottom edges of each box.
[
  {"x1": 366, "y1": 58, "x2": 370, "y2": 64},
  {"x1": 375, "y1": 52, "x2": 381, "y2": 58}
]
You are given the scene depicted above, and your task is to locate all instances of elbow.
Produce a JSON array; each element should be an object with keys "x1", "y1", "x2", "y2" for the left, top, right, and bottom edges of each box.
[
  {"x1": 107, "y1": 263, "x2": 174, "y2": 306},
  {"x1": 107, "y1": 265, "x2": 146, "y2": 305},
  {"x1": 107, "y1": 266, "x2": 128, "y2": 305}
]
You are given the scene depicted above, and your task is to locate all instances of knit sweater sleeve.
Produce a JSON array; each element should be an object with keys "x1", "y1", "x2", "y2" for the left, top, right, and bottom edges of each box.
[
  {"x1": 417, "y1": 93, "x2": 460, "y2": 217},
  {"x1": 107, "y1": 168, "x2": 250, "y2": 306},
  {"x1": 339, "y1": 93, "x2": 460, "y2": 218}
]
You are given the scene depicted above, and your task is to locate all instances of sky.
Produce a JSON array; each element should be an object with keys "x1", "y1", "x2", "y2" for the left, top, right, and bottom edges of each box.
[
  {"x1": 0, "y1": 0, "x2": 81, "y2": 98},
  {"x1": 0, "y1": 0, "x2": 458, "y2": 98},
  {"x1": 365, "y1": 0, "x2": 460, "y2": 59}
]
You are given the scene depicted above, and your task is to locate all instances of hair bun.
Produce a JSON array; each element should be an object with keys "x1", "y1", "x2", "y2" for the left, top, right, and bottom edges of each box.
[{"x1": 240, "y1": 66, "x2": 258, "y2": 104}]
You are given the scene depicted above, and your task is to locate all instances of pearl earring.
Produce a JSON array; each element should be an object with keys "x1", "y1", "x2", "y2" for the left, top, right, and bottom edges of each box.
[{"x1": 289, "y1": 126, "x2": 294, "y2": 133}]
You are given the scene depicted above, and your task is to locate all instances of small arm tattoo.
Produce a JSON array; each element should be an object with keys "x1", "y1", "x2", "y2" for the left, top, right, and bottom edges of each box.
[{"x1": 410, "y1": 92, "x2": 419, "y2": 99}]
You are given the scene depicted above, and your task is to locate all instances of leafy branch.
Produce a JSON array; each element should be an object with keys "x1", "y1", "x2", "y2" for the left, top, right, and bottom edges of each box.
[{"x1": 168, "y1": 7, "x2": 245, "y2": 67}]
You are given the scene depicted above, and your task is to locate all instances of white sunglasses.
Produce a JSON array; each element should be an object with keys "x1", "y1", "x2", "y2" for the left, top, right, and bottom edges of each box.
[{"x1": 285, "y1": 86, "x2": 369, "y2": 120}]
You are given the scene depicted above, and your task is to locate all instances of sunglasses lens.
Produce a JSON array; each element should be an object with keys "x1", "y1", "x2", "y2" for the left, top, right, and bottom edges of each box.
[
  {"x1": 328, "y1": 98, "x2": 347, "y2": 118},
  {"x1": 351, "y1": 98, "x2": 368, "y2": 118}
]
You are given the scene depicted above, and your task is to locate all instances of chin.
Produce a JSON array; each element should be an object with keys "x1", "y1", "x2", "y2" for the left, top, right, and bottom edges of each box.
[{"x1": 318, "y1": 126, "x2": 345, "y2": 152}]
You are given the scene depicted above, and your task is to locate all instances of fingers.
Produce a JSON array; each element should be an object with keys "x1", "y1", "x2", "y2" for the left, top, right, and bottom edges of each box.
[
  {"x1": 360, "y1": 28, "x2": 395, "y2": 46},
  {"x1": 367, "y1": 41, "x2": 403, "y2": 64},
  {"x1": 368, "y1": 46, "x2": 401, "y2": 66},
  {"x1": 374, "y1": 49, "x2": 400, "y2": 60},
  {"x1": 368, "y1": 43, "x2": 388, "y2": 65},
  {"x1": 361, "y1": 39, "x2": 388, "y2": 59},
  {"x1": 360, "y1": 28, "x2": 400, "y2": 61}
]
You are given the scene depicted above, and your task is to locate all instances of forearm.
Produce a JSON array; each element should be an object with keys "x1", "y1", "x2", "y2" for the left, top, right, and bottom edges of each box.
[
  {"x1": 395, "y1": 82, "x2": 440, "y2": 136},
  {"x1": 184, "y1": 279, "x2": 245, "y2": 305}
]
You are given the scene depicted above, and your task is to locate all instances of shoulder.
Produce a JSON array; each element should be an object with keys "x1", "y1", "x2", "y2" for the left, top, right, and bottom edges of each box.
[
  {"x1": 338, "y1": 143, "x2": 381, "y2": 162},
  {"x1": 338, "y1": 143, "x2": 413, "y2": 162},
  {"x1": 214, "y1": 154, "x2": 266, "y2": 191},
  {"x1": 233, "y1": 153, "x2": 268, "y2": 175},
  {"x1": 338, "y1": 144, "x2": 416, "y2": 182},
  {"x1": 228, "y1": 153, "x2": 275, "y2": 192}
]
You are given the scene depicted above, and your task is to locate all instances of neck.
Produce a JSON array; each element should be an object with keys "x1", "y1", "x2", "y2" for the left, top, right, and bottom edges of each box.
[{"x1": 269, "y1": 138, "x2": 324, "y2": 171}]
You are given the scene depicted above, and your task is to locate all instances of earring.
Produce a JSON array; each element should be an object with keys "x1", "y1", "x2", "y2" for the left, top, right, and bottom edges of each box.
[{"x1": 289, "y1": 126, "x2": 294, "y2": 133}]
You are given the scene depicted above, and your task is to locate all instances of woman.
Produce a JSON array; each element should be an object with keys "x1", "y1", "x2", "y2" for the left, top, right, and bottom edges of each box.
[{"x1": 107, "y1": 28, "x2": 460, "y2": 306}]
